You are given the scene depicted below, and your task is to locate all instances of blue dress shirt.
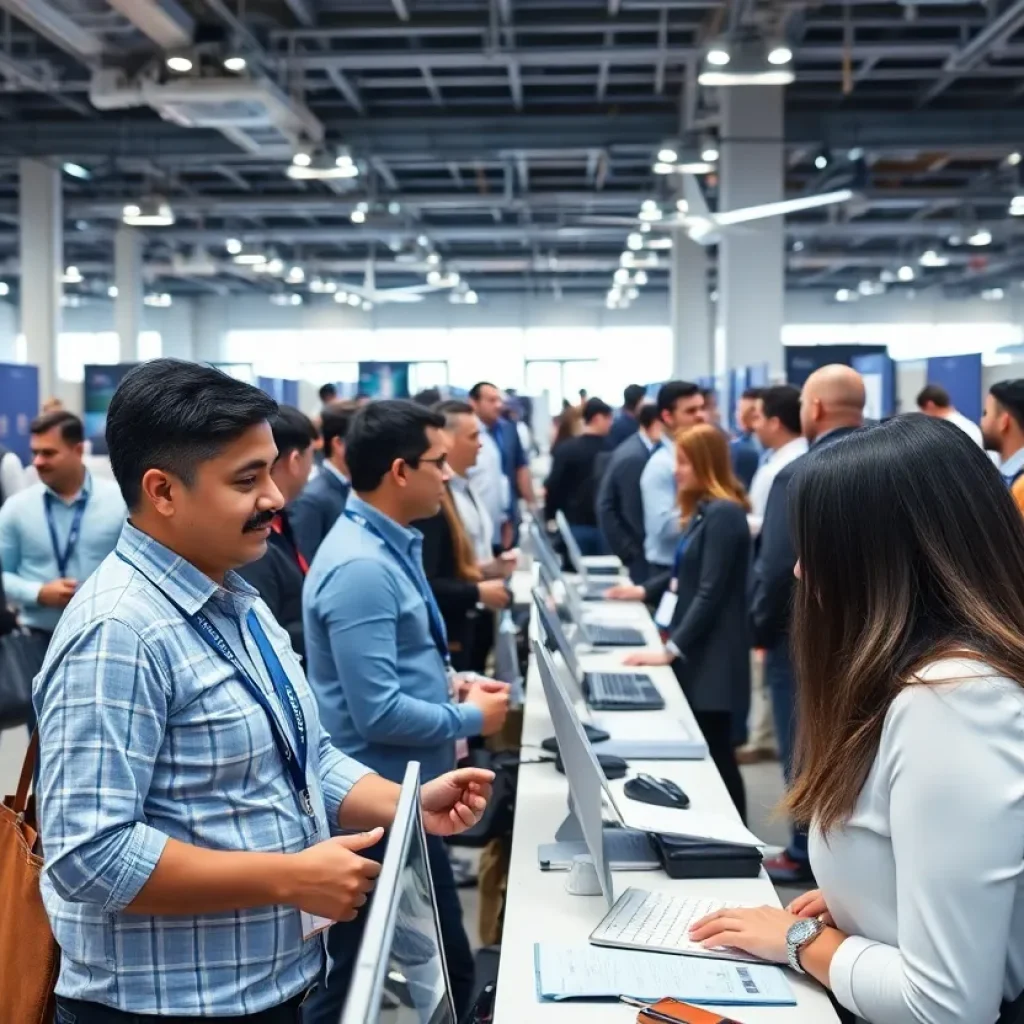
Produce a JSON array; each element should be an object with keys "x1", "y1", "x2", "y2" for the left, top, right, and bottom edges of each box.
[
  {"x1": 486, "y1": 418, "x2": 528, "y2": 527},
  {"x1": 33, "y1": 522, "x2": 372, "y2": 1015},
  {"x1": 1000, "y1": 447, "x2": 1024, "y2": 487},
  {"x1": 303, "y1": 495, "x2": 484, "y2": 784},
  {"x1": 640, "y1": 439, "x2": 681, "y2": 568},
  {"x1": 0, "y1": 471, "x2": 126, "y2": 631}
]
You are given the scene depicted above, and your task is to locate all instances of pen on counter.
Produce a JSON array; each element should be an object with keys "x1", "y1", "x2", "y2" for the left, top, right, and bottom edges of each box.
[{"x1": 617, "y1": 996, "x2": 681, "y2": 1024}]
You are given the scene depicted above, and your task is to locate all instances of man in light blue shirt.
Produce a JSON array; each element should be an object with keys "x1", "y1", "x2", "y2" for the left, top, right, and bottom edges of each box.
[
  {"x1": 639, "y1": 380, "x2": 707, "y2": 569},
  {"x1": 35, "y1": 361, "x2": 494, "y2": 1024},
  {"x1": 303, "y1": 399, "x2": 509, "y2": 1024},
  {"x1": 982, "y1": 380, "x2": 1024, "y2": 510},
  {"x1": 0, "y1": 410, "x2": 124, "y2": 646}
]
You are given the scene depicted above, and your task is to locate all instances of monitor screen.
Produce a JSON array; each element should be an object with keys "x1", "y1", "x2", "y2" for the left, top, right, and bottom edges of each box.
[
  {"x1": 555, "y1": 510, "x2": 585, "y2": 576},
  {"x1": 341, "y1": 762, "x2": 457, "y2": 1024},
  {"x1": 529, "y1": 521, "x2": 564, "y2": 582},
  {"x1": 532, "y1": 586, "x2": 582, "y2": 685}
]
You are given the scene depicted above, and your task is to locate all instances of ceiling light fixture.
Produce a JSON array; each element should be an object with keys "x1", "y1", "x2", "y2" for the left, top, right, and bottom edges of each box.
[
  {"x1": 166, "y1": 54, "x2": 193, "y2": 73},
  {"x1": 144, "y1": 292, "x2": 172, "y2": 307},
  {"x1": 122, "y1": 195, "x2": 175, "y2": 227},
  {"x1": 334, "y1": 290, "x2": 350, "y2": 304},
  {"x1": 968, "y1": 228, "x2": 993, "y2": 246},
  {"x1": 627, "y1": 232, "x2": 644, "y2": 250},
  {"x1": 982, "y1": 287, "x2": 1005, "y2": 301},
  {"x1": 0, "y1": 282, "x2": 9, "y2": 297},
  {"x1": 361, "y1": 300, "x2": 373, "y2": 311},
  {"x1": 223, "y1": 55, "x2": 247, "y2": 72},
  {"x1": 62, "y1": 265, "x2": 83, "y2": 284},
  {"x1": 613, "y1": 268, "x2": 630, "y2": 285},
  {"x1": 350, "y1": 209, "x2": 366, "y2": 224},
  {"x1": 1008, "y1": 152, "x2": 1022, "y2": 167},
  {"x1": 897, "y1": 264, "x2": 915, "y2": 282},
  {"x1": 767, "y1": 45, "x2": 793, "y2": 65},
  {"x1": 347, "y1": 293, "x2": 361, "y2": 307},
  {"x1": 634, "y1": 270, "x2": 649, "y2": 285},
  {"x1": 286, "y1": 266, "x2": 305, "y2": 284},
  {"x1": 653, "y1": 162, "x2": 675, "y2": 175},
  {"x1": 880, "y1": 269, "x2": 897, "y2": 284},
  {"x1": 919, "y1": 249, "x2": 949, "y2": 267},
  {"x1": 232, "y1": 244, "x2": 268, "y2": 266},
  {"x1": 658, "y1": 147, "x2": 678, "y2": 164},
  {"x1": 814, "y1": 153, "x2": 829, "y2": 170},
  {"x1": 107, "y1": 285, "x2": 118, "y2": 298},
  {"x1": 699, "y1": 35, "x2": 795, "y2": 85},
  {"x1": 834, "y1": 288, "x2": 857, "y2": 303},
  {"x1": 62, "y1": 162, "x2": 90, "y2": 180},
  {"x1": 706, "y1": 46, "x2": 731, "y2": 66},
  {"x1": 270, "y1": 292, "x2": 303, "y2": 306},
  {"x1": 225, "y1": 238, "x2": 243, "y2": 255},
  {"x1": 292, "y1": 150, "x2": 313, "y2": 168},
  {"x1": 701, "y1": 146, "x2": 720, "y2": 163},
  {"x1": 1010, "y1": 196, "x2": 1024, "y2": 216}
]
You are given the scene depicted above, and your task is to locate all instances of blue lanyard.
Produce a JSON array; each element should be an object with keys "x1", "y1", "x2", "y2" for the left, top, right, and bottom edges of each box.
[
  {"x1": 115, "y1": 552, "x2": 315, "y2": 819},
  {"x1": 344, "y1": 509, "x2": 451, "y2": 668},
  {"x1": 44, "y1": 491, "x2": 88, "y2": 578},
  {"x1": 672, "y1": 513, "x2": 704, "y2": 580}
]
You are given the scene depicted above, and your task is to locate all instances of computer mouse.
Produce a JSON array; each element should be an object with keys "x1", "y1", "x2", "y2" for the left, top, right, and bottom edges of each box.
[
  {"x1": 541, "y1": 723, "x2": 610, "y2": 754},
  {"x1": 624, "y1": 773, "x2": 690, "y2": 809},
  {"x1": 554, "y1": 750, "x2": 628, "y2": 780}
]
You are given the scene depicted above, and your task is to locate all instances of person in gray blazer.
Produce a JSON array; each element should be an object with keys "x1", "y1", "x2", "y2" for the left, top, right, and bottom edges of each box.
[
  {"x1": 291, "y1": 401, "x2": 353, "y2": 563},
  {"x1": 606, "y1": 423, "x2": 751, "y2": 821},
  {"x1": 595, "y1": 403, "x2": 662, "y2": 583}
]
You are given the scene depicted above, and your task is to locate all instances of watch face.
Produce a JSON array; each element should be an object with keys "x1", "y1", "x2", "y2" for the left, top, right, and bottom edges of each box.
[{"x1": 789, "y1": 918, "x2": 819, "y2": 944}]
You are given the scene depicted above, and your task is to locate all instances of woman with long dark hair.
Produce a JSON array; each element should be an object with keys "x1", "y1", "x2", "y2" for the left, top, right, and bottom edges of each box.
[
  {"x1": 690, "y1": 415, "x2": 1024, "y2": 1024},
  {"x1": 607, "y1": 423, "x2": 751, "y2": 820}
]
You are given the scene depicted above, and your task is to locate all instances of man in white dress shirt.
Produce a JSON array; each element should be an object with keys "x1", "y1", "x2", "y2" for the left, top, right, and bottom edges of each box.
[{"x1": 916, "y1": 383, "x2": 984, "y2": 446}]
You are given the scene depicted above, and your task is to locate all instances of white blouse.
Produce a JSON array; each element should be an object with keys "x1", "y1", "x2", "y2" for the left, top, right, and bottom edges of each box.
[{"x1": 810, "y1": 658, "x2": 1024, "y2": 1024}]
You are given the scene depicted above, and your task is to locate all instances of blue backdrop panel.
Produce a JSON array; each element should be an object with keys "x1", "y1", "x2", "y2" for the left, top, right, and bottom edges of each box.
[
  {"x1": 358, "y1": 362, "x2": 410, "y2": 399},
  {"x1": 748, "y1": 363, "x2": 770, "y2": 387},
  {"x1": 282, "y1": 379, "x2": 299, "y2": 407},
  {"x1": 257, "y1": 376, "x2": 284, "y2": 402},
  {"x1": 925, "y1": 354, "x2": 982, "y2": 425},
  {"x1": 785, "y1": 344, "x2": 888, "y2": 389},
  {"x1": 0, "y1": 362, "x2": 39, "y2": 463},
  {"x1": 84, "y1": 364, "x2": 137, "y2": 455},
  {"x1": 728, "y1": 368, "x2": 751, "y2": 432},
  {"x1": 851, "y1": 352, "x2": 896, "y2": 420}
]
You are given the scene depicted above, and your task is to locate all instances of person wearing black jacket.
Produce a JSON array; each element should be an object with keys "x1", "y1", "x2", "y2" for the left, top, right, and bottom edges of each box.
[
  {"x1": 751, "y1": 364, "x2": 865, "y2": 884},
  {"x1": 596, "y1": 403, "x2": 662, "y2": 583},
  {"x1": 606, "y1": 424, "x2": 751, "y2": 820},
  {"x1": 290, "y1": 401, "x2": 352, "y2": 563},
  {"x1": 237, "y1": 405, "x2": 317, "y2": 660},
  {"x1": 415, "y1": 401, "x2": 513, "y2": 672},
  {"x1": 544, "y1": 396, "x2": 614, "y2": 556}
]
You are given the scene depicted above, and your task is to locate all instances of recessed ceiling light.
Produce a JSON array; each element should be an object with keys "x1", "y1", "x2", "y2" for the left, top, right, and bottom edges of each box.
[
  {"x1": 706, "y1": 47, "x2": 730, "y2": 66},
  {"x1": 107, "y1": 285, "x2": 118, "y2": 298},
  {"x1": 225, "y1": 238, "x2": 242, "y2": 255},
  {"x1": 968, "y1": 228, "x2": 993, "y2": 246},
  {"x1": 62, "y1": 265, "x2": 82, "y2": 284},
  {"x1": 292, "y1": 151, "x2": 312, "y2": 168},
  {"x1": 835, "y1": 288, "x2": 856, "y2": 302},
  {"x1": 814, "y1": 154, "x2": 828, "y2": 170},
  {"x1": 166, "y1": 54, "x2": 193, "y2": 73},
  {"x1": 767, "y1": 46, "x2": 793, "y2": 65},
  {"x1": 223, "y1": 55, "x2": 247, "y2": 72},
  {"x1": 62, "y1": 162, "x2": 90, "y2": 180},
  {"x1": 1007, "y1": 152, "x2": 1022, "y2": 166},
  {"x1": 627, "y1": 232, "x2": 644, "y2": 250},
  {"x1": 350, "y1": 209, "x2": 366, "y2": 224},
  {"x1": 0, "y1": 282, "x2": 8, "y2": 297},
  {"x1": 653, "y1": 162, "x2": 675, "y2": 175},
  {"x1": 701, "y1": 147, "x2": 719, "y2": 163},
  {"x1": 657, "y1": 148, "x2": 678, "y2": 164},
  {"x1": 919, "y1": 249, "x2": 950, "y2": 267},
  {"x1": 897, "y1": 265, "x2": 915, "y2": 282}
]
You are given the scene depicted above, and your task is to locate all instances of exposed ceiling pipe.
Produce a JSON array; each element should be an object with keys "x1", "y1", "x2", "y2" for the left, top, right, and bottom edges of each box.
[
  {"x1": 0, "y1": 0, "x2": 104, "y2": 60},
  {"x1": 107, "y1": 0, "x2": 194, "y2": 50}
]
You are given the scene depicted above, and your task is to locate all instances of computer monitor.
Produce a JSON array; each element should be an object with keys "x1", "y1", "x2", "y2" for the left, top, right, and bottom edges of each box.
[
  {"x1": 532, "y1": 587, "x2": 585, "y2": 697},
  {"x1": 341, "y1": 761, "x2": 457, "y2": 1024},
  {"x1": 533, "y1": 639, "x2": 616, "y2": 909},
  {"x1": 528, "y1": 519, "x2": 565, "y2": 584},
  {"x1": 537, "y1": 560, "x2": 590, "y2": 642},
  {"x1": 555, "y1": 510, "x2": 587, "y2": 577}
]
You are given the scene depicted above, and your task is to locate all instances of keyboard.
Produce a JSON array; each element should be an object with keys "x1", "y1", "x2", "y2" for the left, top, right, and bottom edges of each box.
[
  {"x1": 584, "y1": 671, "x2": 665, "y2": 710},
  {"x1": 582, "y1": 581, "x2": 620, "y2": 600},
  {"x1": 584, "y1": 623, "x2": 647, "y2": 647},
  {"x1": 590, "y1": 889, "x2": 762, "y2": 962}
]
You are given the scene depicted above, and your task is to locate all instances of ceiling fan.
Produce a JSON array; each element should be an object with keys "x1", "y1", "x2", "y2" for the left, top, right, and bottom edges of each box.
[
  {"x1": 337, "y1": 257, "x2": 460, "y2": 305},
  {"x1": 578, "y1": 173, "x2": 855, "y2": 247}
]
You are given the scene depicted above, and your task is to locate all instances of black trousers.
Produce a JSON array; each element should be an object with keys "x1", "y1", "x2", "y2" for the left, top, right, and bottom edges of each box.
[
  {"x1": 693, "y1": 710, "x2": 747, "y2": 824},
  {"x1": 54, "y1": 991, "x2": 307, "y2": 1023},
  {"x1": 301, "y1": 834, "x2": 475, "y2": 1024}
]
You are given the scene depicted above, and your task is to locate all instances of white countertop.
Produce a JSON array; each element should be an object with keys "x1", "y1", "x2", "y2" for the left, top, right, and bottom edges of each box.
[{"x1": 494, "y1": 567, "x2": 839, "y2": 1024}]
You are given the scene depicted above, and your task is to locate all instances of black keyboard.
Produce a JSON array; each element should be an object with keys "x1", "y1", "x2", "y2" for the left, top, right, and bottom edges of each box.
[
  {"x1": 585, "y1": 623, "x2": 646, "y2": 647},
  {"x1": 584, "y1": 671, "x2": 665, "y2": 710}
]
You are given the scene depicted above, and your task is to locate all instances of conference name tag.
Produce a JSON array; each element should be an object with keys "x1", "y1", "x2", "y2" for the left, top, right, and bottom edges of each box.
[
  {"x1": 654, "y1": 592, "x2": 678, "y2": 630},
  {"x1": 302, "y1": 911, "x2": 333, "y2": 940}
]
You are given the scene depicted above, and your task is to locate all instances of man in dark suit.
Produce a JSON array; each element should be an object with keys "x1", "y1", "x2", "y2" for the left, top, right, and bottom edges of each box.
[
  {"x1": 751, "y1": 364, "x2": 865, "y2": 884},
  {"x1": 290, "y1": 401, "x2": 352, "y2": 563},
  {"x1": 237, "y1": 405, "x2": 317, "y2": 660},
  {"x1": 608, "y1": 384, "x2": 647, "y2": 449},
  {"x1": 596, "y1": 403, "x2": 662, "y2": 583}
]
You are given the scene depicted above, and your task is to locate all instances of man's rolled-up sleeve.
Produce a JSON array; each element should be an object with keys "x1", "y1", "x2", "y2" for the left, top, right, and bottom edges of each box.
[
  {"x1": 317, "y1": 722, "x2": 375, "y2": 834},
  {"x1": 35, "y1": 619, "x2": 171, "y2": 911}
]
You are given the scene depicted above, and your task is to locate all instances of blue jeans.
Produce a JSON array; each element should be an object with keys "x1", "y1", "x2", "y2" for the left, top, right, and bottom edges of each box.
[
  {"x1": 569, "y1": 524, "x2": 610, "y2": 557},
  {"x1": 764, "y1": 640, "x2": 808, "y2": 864},
  {"x1": 302, "y1": 834, "x2": 474, "y2": 1024}
]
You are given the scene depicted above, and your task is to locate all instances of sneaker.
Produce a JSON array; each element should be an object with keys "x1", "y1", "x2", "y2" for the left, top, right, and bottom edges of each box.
[{"x1": 764, "y1": 851, "x2": 815, "y2": 885}]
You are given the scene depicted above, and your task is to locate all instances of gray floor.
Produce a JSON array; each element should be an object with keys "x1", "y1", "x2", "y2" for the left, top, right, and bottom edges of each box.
[{"x1": 0, "y1": 731, "x2": 806, "y2": 951}]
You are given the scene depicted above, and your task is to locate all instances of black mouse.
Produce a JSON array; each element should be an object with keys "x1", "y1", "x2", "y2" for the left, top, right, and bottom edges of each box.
[
  {"x1": 624, "y1": 773, "x2": 690, "y2": 808},
  {"x1": 554, "y1": 750, "x2": 628, "y2": 780},
  {"x1": 541, "y1": 723, "x2": 610, "y2": 754}
]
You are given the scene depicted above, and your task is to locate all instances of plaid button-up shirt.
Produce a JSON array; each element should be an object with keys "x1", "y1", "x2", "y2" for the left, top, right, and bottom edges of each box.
[{"x1": 34, "y1": 522, "x2": 372, "y2": 1015}]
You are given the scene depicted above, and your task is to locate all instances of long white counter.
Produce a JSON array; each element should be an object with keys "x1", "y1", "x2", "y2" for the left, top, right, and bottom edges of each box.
[{"x1": 495, "y1": 567, "x2": 839, "y2": 1024}]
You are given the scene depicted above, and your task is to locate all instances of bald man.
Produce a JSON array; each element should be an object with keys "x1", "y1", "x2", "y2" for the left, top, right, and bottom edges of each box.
[{"x1": 750, "y1": 363, "x2": 865, "y2": 885}]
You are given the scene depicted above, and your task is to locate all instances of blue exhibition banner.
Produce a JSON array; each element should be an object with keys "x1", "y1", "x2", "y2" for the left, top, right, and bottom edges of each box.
[
  {"x1": 785, "y1": 344, "x2": 888, "y2": 389},
  {"x1": 925, "y1": 354, "x2": 982, "y2": 425},
  {"x1": 748, "y1": 363, "x2": 770, "y2": 387},
  {"x1": 258, "y1": 376, "x2": 285, "y2": 402},
  {"x1": 282, "y1": 379, "x2": 299, "y2": 407},
  {"x1": 851, "y1": 352, "x2": 896, "y2": 421},
  {"x1": 84, "y1": 364, "x2": 138, "y2": 455},
  {"x1": 358, "y1": 361, "x2": 410, "y2": 399},
  {"x1": 0, "y1": 362, "x2": 39, "y2": 463}
]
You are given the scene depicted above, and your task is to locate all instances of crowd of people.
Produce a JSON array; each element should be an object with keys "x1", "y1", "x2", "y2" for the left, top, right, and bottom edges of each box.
[{"x1": 2, "y1": 358, "x2": 1024, "y2": 1023}]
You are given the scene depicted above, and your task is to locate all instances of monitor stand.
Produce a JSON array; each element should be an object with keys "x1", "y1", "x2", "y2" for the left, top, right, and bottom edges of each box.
[{"x1": 540, "y1": 799, "x2": 660, "y2": 872}]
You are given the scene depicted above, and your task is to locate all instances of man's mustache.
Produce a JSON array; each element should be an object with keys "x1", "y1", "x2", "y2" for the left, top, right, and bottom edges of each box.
[{"x1": 243, "y1": 509, "x2": 277, "y2": 533}]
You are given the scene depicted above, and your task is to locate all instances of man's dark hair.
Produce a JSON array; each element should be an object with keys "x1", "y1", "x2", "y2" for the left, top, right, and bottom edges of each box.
[
  {"x1": 30, "y1": 410, "x2": 83, "y2": 446},
  {"x1": 319, "y1": 382, "x2": 337, "y2": 404},
  {"x1": 105, "y1": 358, "x2": 277, "y2": 508},
  {"x1": 434, "y1": 399, "x2": 475, "y2": 428},
  {"x1": 700, "y1": 386, "x2": 717, "y2": 405},
  {"x1": 990, "y1": 380, "x2": 1024, "y2": 431},
  {"x1": 638, "y1": 403, "x2": 660, "y2": 430},
  {"x1": 321, "y1": 401, "x2": 353, "y2": 459},
  {"x1": 917, "y1": 384, "x2": 952, "y2": 410},
  {"x1": 413, "y1": 387, "x2": 442, "y2": 407},
  {"x1": 623, "y1": 384, "x2": 646, "y2": 411},
  {"x1": 346, "y1": 399, "x2": 446, "y2": 493},
  {"x1": 583, "y1": 397, "x2": 613, "y2": 423},
  {"x1": 760, "y1": 385, "x2": 802, "y2": 436},
  {"x1": 469, "y1": 381, "x2": 497, "y2": 401},
  {"x1": 742, "y1": 387, "x2": 765, "y2": 402},
  {"x1": 656, "y1": 380, "x2": 699, "y2": 419},
  {"x1": 271, "y1": 405, "x2": 317, "y2": 461}
]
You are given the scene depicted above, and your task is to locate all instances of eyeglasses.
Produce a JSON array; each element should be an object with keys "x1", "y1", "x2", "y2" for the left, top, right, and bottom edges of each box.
[{"x1": 416, "y1": 454, "x2": 449, "y2": 472}]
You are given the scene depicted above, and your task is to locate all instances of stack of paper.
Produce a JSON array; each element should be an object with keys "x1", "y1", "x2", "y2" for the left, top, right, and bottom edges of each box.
[{"x1": 534, "y1": 944, "x2": 795, "y2": 1005}]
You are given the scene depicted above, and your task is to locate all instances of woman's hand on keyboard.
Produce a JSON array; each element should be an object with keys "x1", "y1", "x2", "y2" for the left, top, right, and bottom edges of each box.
[{"x1": 688, "y1": 906, "x2": 799, "y2": 963}]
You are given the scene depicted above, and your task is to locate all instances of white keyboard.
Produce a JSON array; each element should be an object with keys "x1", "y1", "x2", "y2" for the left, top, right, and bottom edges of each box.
[{"x1": 589, "y1": 888, "x2": 763, "y2": 963}]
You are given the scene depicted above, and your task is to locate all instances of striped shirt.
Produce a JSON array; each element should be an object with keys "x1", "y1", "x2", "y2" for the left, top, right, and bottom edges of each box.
[{"x1": 33, "y1": 522, "x2": 372, "y2": 1015}]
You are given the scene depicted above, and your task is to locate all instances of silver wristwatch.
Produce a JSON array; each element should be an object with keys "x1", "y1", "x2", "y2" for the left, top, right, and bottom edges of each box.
[{"x1": 786, "y1": 917, "x2": 826, "y2": 974}]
